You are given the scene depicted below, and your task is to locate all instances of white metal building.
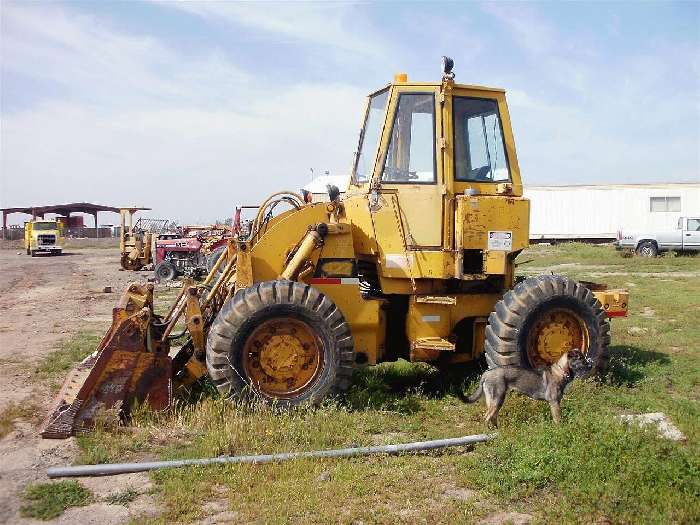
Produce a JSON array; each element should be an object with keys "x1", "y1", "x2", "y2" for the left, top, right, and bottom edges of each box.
[
  {"x1": 304, "y1": 175, "x2": 350, "y2": 202},
  {"x1": 525, "y1": 183, "x2": 700, "y2": 241},
  {"x1": 305, "y1": 177, "x2": 699, "y2": 241}
]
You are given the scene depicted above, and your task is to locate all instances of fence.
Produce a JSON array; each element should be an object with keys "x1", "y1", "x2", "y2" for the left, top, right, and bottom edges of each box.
[{"x1": 2, "y1": 227, "x2": 114, "y2": 240}]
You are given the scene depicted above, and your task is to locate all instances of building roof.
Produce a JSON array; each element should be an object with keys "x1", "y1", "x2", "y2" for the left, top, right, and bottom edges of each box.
[
  {"x1": 304, "y1": 175, "x2": 350, "y2": 194},
  {"x1": 524, "y1": 182, "x2": 699, "y2": 191},
  {"x1": 1, "y1": 202, "x2": 147, "y2": 216}
]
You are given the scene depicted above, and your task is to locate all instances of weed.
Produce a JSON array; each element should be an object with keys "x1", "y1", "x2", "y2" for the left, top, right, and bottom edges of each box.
[
  {"x1": 104, "y1": 488, "x2": 139, "y2": 506},
  {"x1": 20, "y1": 481, "x2": 92, "y2": 520},
  {"x1": 0, "y1": 402, "x2": 34, "y2": 438},
  {"x1": 35, "y1": 331, "x2": 101, "y2": 385}
]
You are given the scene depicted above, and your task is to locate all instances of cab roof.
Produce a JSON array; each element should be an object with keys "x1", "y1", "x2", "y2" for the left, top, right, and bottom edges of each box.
[{"x1": 368, "y1": 81, "x2": 505, "y2": 97}]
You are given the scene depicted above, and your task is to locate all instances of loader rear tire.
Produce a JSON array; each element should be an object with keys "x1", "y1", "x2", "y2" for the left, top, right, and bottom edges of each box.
[
  {"x1": 206, "y1": 280, "x2": 354, "y2": 407},
  {"x1": 484, "y1": 275, "x2": 610, "y2": 374}
]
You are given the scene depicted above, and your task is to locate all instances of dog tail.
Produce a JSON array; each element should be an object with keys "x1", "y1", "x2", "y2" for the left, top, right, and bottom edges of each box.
[{"x1": 457, "y1": 382, "x2": 483, "y2": 404}]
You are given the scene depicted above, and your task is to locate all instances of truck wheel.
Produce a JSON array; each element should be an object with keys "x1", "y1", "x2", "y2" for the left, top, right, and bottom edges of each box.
[
  {"x1": 485, "y1": 275, "x2": 610, "y2": 374},
  {"x1": 30, "y1": 250, "x2": 36, "y2": 257},
  {"x1": 207, "y1": 280, "x2": 354, "y2": 407},
  {"x1": 120, "y1": 254, "x2": 143, "y2": 271},
  {"x1": 155, "y1": 261, "x2": 177, "y2": 282},
  {"x1": 636, "y1": 241, "x2": 658, "y2": 257}
]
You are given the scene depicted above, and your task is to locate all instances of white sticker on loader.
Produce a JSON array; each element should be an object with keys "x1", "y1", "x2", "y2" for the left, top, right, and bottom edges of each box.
[{"x1": 488, "y1": 231, "x2": 513, "y2": 251}]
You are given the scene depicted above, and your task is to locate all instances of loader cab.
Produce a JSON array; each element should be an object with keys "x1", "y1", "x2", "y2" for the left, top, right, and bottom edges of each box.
[{"x1": 346, "y1": 66, "x2": 526, "y2": 287}]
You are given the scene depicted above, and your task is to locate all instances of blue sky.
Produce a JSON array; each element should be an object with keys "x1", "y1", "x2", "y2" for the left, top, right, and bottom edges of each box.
[{"x1": 1, "y1": 1, "x2": 698, "y2": 224}]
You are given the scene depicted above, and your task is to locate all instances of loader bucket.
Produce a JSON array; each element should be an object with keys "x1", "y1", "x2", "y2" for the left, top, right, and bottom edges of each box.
[{"x1": 41, "y1": 283, "x2": 172, "y2": 439}]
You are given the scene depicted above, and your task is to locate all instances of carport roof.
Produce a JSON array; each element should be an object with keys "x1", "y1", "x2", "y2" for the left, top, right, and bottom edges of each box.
[{"x1": 1, "y1": 203, "x2": 149, "y2": 216}]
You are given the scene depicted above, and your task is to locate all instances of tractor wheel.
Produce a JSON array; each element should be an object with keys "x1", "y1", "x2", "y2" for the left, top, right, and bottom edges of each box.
[
  {"x1": 206, "y1": 280, "x2": 354, "y2": 407},
  {"x1": 485, "y1": 275, "x2": 610, "y2": 374},
  {"x1": 206, "y1": 246, "x2": 227, "y2": 282},
  {"x1": 120, "y1": 254, "x2": 143, "y2": 271},
  {"x1": 636, "y1": 241, "x2": 658, "y2": 257},
  {"x1": 155, "y1": 261, "x2": 177, "y2": 282}
]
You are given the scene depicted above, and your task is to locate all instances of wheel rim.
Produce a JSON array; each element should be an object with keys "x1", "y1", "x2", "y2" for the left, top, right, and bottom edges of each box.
[
  {"x1": 121, "y1": 254, "x2": 142, "y2": 271},
  {"x1": 526, "y1": 308, "x2": 589, "y2": 369},
  {"x1": 640, "y1": 246, "x2": 653, "y2": 256},
  {"x1": 242, "y1": 317, "x2": 324, "y2": 399}
]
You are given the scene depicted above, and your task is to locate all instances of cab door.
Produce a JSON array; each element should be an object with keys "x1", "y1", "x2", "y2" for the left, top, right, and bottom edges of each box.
[
  {"x1": 370, "y1": 89, "x2": 443, "y2": 255},
  {"x1": 683, "y1": 218, "x2": 700, "y2": 250}
]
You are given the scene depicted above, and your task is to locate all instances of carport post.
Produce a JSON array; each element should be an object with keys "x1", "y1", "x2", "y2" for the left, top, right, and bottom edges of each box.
[
  {"x1": 2, "y1": 211, "x2": 6, "y2": 240},
  {"x1": 93, "y1": 212, "x2": 99, "y2": 239}
]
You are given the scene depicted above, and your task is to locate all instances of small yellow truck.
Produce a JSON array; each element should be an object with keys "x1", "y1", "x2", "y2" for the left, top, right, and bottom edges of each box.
[{"x1": 25, "y1": 219, "x2": 64, "y2": 256}]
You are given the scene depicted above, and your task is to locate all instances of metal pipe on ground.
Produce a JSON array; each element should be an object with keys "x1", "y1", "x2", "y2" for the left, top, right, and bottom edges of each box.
[{"x1": 47, "y1": 433, "x2": 496, "y2": 478}]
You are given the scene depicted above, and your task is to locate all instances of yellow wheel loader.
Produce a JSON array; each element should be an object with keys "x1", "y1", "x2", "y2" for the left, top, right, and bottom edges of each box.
[
  {"x1": 119, "y1": 208, "x2": 174, "y2": 271},
  {"x1": 42, "y1": 59, "x2": 628, "y2": 438}
]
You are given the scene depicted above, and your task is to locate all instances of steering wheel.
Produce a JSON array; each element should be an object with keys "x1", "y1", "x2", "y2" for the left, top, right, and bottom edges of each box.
[
  {"x1": 471, "y1": 166, "x2": 491, "y2": 181},
  {"x1": 383, "y1": 167, "x2": 418, "y2": 182}
]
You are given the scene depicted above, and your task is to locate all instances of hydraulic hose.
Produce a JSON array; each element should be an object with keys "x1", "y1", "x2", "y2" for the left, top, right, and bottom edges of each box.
[{"x1": 47, "y1": 433, "x2": 496, "y2": 478}]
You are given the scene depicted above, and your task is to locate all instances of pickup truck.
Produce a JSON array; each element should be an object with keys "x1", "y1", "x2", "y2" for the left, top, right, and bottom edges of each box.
[{"x1": 616, "y1": 216, "x2": 700, "y2": 256}]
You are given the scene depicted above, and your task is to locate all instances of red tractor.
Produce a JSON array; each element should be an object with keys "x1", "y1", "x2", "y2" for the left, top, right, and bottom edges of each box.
[
  {"x1": 152, "y1": 208, "x2": 254, "y2": 282},
  {"x1": 153, "y1": 231, "x2": 228, "y2": 281}
]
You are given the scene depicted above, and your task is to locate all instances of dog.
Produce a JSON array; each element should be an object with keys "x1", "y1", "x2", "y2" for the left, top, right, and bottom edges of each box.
[{"x1": 460, "y1": 349, "x2": 592, "y2": 427}]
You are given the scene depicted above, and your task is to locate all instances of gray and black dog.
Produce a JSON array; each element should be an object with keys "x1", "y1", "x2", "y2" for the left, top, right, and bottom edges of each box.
[{"x1": 460, "y1": 349, "x2": 593, "y2": 427}]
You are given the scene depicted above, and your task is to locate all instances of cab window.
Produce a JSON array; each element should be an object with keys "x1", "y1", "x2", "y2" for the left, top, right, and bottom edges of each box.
[
  {"x1": 381, "y1": 93, "x2": 436, "y2": 184},
  {"x1": 454, "y1": 97, "x2": 510, "y2": 182},
  {"x1": 687, "y1": 218, "x2": 700, "y2": 231},
  {"x1": 354, "y1": 89, "x2": 389, "y2": 184}
]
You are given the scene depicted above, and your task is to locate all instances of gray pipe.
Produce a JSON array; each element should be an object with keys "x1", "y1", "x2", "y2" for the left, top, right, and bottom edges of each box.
[{"x1": 47, "y1": 433, "x2": 496, "y2": 478}]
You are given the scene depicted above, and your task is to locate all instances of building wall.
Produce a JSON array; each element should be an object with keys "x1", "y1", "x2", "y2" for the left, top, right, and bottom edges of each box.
[{"x1": 525, "y1": 183, "x2": 700, "y2": 240}]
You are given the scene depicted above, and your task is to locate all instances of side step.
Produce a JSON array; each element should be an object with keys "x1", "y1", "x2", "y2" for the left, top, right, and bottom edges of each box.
[{"x1": 410, "y1": 337, "x2": 455, "y2": 362}]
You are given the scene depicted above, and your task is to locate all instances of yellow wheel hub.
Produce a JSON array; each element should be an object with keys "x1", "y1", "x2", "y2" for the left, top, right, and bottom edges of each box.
[
  {"x1": 242, "y1": 318, "x2": 323, "y2": 398},
  {"x1": 527, "y1": 308, "x2": 588, "y2": 369}
]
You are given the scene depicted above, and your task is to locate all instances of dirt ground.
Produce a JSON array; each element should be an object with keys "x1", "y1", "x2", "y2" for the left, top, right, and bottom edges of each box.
[{"x1": 0, "y1": 247, "x2": 159, "y2": 524}]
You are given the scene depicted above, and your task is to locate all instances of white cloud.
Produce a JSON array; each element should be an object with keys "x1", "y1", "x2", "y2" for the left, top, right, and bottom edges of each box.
[
  {"x1": 159, "y1": 1, "x2": 385, "y2": 57},
  {"x1": 0, "y1": 3, "x2": 369, "y2": 224},
  {"x1": 0, "y1": 3, "x2": 251, "y2": 108}
]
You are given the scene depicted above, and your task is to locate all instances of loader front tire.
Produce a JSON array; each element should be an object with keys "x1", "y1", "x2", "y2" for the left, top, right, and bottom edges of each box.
[
  {"x1": 484, "y1": 275, "x2": 610, "y2": 374},
  {"x1": 206, "y1": 280, "x2": 354, "y2": 407}
]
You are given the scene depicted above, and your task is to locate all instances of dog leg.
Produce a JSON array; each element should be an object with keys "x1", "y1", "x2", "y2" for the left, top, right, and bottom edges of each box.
[
  {"x1": 549, "y1": 401, "x2": 561, "y2": 424},
  {"x1": 484, "y1": 387, "x2": 505, "y2": 429},
  {"x1": 482, "y1": 388, "x2": 498, "y2": 428}
]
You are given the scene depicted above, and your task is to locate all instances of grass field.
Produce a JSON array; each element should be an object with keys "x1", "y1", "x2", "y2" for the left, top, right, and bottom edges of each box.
[{"x1": 37, "y1": 243, "x2": 699, "y2": 523}]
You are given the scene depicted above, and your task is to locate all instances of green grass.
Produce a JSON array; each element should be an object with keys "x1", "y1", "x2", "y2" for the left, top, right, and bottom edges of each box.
[
  {"x1": 35, "y1": 331, "x2": 101, "y2": 386},
  {"x1": 20, "y1": 481, "x2": 92, "y2": 520},
  {"x1": 70, "y1": 244, "x2": 699, "y2": 523},
  {"x1": 0, "y1": 402, "x2": 35, "y2": 438},
  {"x1": 517, "y1": 242, "x2": 699, "y2": 272},
  {"x1": 104, "y1": 488, "x2": 139, "y2": 506}
]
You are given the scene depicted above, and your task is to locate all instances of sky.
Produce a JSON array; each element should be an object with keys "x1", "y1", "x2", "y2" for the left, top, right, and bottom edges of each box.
[{"x1": 1, "y1": 1, "x2": 698, "y2": 225}]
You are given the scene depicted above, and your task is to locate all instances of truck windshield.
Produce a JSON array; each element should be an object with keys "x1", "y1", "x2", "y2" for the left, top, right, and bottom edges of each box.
[
  {"x1": 354, "y1": 89, "x2": 389, "y2": 184},
  {"x1": 33, "y1": 222, "x2": 57, "y2": 231}
]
